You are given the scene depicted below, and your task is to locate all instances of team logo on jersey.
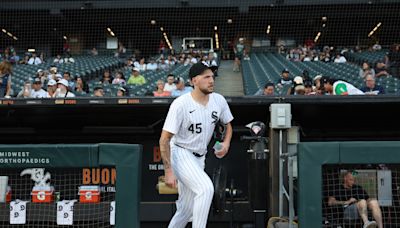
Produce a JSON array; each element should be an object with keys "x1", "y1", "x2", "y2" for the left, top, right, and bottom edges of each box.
[{"x1": 211, "y1": 111, "x2": 218, "y2": 124}]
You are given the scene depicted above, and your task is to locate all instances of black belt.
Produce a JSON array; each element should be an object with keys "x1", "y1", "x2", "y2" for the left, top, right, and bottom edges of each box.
[{"x1": 174, "y1": 143, "x2": 204, "y2": 157}]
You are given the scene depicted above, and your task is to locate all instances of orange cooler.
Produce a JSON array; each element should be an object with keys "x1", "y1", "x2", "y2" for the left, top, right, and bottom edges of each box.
[{"x1": 78, "y1": 185, "x2": 100, "y2": 203}]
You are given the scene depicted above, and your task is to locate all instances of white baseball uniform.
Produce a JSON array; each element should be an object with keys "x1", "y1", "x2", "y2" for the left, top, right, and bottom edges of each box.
[{"x1": 163, "y1": 92, "x2": 233, "y2": 228}]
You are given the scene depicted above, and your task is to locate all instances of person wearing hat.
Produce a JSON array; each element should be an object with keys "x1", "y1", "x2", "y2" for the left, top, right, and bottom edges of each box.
[
  {"x1": 54, "y1": 79, "x2": 75, "y2": 98},
  {"x1": 170, "y1": 77, "x2": 193, "y2": 97},
  {"x1": 276, "y1": 69, "x2": 293, "y2": 91},
  {"x1": 322, "y1": 77, "x2": 364, "y2": 95},
  {"x1": 117, "y1": 86, "x2": 129, "y2": 97},
  {"x1": 46, "y1": 79, "x2": 57, "y2": 98},
  {"x1": 93, "y1": 86, "x2": 104, "y2": 97},
  {"x1": 159, "y1": 62, "x2": 234, "y2": 228},
  {"x1": 127, "y1": 67, "x2": 146, "y2": 85},
  {"x1": 29, "y1": 77, "x2": 47, "y2": 98}
]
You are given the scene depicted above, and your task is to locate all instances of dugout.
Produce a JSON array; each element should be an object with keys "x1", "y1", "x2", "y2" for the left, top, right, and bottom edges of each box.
[{"x1": 1, "y1": 96, "x2": 400, "y2": 227}]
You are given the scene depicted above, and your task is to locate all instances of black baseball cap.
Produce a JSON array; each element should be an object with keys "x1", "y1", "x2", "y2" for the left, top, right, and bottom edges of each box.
[
  {"x1": 33, "y1": 77, "x2": 41, "y2": 84},
  {"x1": 282, "y1": 69, "x2": 290, "y2": 73},
  {"x1": 189, "y1": 62, "x2": 211, "y2": 79}
]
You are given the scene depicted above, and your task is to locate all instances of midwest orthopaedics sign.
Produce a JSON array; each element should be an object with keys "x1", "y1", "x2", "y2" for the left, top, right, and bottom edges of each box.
[{"x1": 0, "y1": 151, "x2": 50, "y2": 164}]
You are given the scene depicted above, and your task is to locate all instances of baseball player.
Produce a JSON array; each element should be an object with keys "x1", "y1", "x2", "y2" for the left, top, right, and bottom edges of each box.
[{"x1": 159, "y1": 62, "x2": 234, "y2": 228}]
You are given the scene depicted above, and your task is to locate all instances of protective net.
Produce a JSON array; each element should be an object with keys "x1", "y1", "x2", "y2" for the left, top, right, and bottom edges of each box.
[
  {"x1": 0, "y1": 1, "x2": 399, "y2": 97},
  {"x1": 0, "y1": 167, "x2": 116, "y2": 227},
  {"x1": 323, "y1": 164, "x2": 400, "y2": 227}
]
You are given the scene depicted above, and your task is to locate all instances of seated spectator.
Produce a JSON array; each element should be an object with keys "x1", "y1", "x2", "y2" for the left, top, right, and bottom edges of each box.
[
  {"x1": 276, "y1": 69, "x2": 293, "y2": 88},
  {"x1": 36, "y1": 69, "x2": 46, "y2": 84},
  {"x1": 39, "y1": 52, "x2": 46, "y2": 63},
  {"x1": 334, "y1": 54, "x2": 347, "y2": 63},
  {"x1": 327, "y1": 170, "x2": 383, "y2": 228},
  {"x1": 19, "y1": 55, "x2": 30, "y2": 65},
  {"x1": 171, "y1": 77, "x2": 193, "y2": 97},
  {"x1": 46, "y1": 79, "x2": 57, "y2": 98},
  {"x1": 147, "y1": 59, "x2": 158, "y2": 71},
  {"x1": 0, "y1": 61, "x2": 12, "y2": 98},
  {"x1": 359, "y1": 62, "x2": 375, "y2": 79},
  {"x1": 153, "y1": 79, "x2": 171, "y2": 97},
  {"x1": 91, "y1": 47, "x2": 98, "y2": 56},
  {"x1": 372, "y1": 42, "x2": 382, "y2": 51},
  {"x1": 29, "y1": 78, "x2": 47, "y2": 98},
  {"x1": 254, "y1": 82, "x2": 275, "y2": 96},
  {"x1": 54, "y1": 79, "x2": 75, "y2": 98},
  {"x1": 165, "y1": 55, "x2": 176, "y2": 66},
  {"x1": 374, "y1": 61, "x2": 390, "y2": 78},
  {"x1": 112, "y1": 71, "x2": 126, "y2": 85},
  {"x1": 360, "y1": 74, "x2": 385, "y2": 95},
  {"x1": 93, "y1": 87, "x2": 104, "y2": 97},
  {"x1": 293, "y1": 84, "x2": 305, "y2": 95},
  {"x1": 100, "y1": 70, "x2": 113, "y2": 85},
  {"x1": 17, "y1": 81, "x2": 32, "y2": 98},
  {"x1": 322, "y1": 77, "x2": 364, "y2": 95},
  {"x1": 47, "y1": 66, "x2": 58, "y2": 81},
  {"x1": 137, "y1": 58, "x2": 147, "y2": 72},
  {"x1": 117, "y1": 87, "x2": 129, "y2": 97},
  {"x1": 164, "y1": 74, "x2": 177, "y2": 92},
  {"x1": 75, "y1": 76, "x2": 89, "y2": 93},
  {"x1": 53, "y1": 54, "x2": 64, "y2": 64},
  {"x1": 304, "y1": 80, "x2": 315, "y2": 95},
  {"x1": 28, "y1": 52, "x2": 42, "y2": 65},
  {"x1": 63, "y1": 72, "x2": 75, "y2": 90},
  {"x1": 158, "y1": 58, "x2": 169, "y2": 71},
  {"x1": 9, "y1": 51, "x2": 20, "y2": 64},
  {"x1": 127, "y1": 67, "x2": 146, "y2": 85}
]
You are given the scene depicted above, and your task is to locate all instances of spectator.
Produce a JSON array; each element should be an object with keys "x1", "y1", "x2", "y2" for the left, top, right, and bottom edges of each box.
[
  {"x1": 304, "y1": 80, "x2": 315, "y2": 95},
  {"x1": 359, "y1": 62, "x2": 375, "y2": 79},
  {"x1": 9, "y1": 51, "x2": 20, "y2": 64},
  {"x1": 36, "y1": 69, "x2": 46, "y2": 84},
  {"x1": 46, "y1": 79, "x2": 57, "y2": 98},
  {"x1": 47, "y1": 66, "x2": 58, "y2": 81},
  {"x1": 327, "y1": 170, "x2": 383, "y2": 228},
  {"x1": 117, "y1": 87, "x2": 128, "y2": 97},
  {"x1": 112, "y1": 71, "x2": 126, "y2": 85},
  {"x1": 28, "y1": 52, "x2": 42, "y2": 65},
  {"x1": 54, "y1": 79, "x2": 75, "y2": 98},
  {"x1": 91, "y1": 47, "x2": 98, "y2": 56},
  {"x1": 63, "y1": 72, "x2": 75, "y2": 90},
  {"x1": 159, "y1": 58, "x2": 169, "y2": 71},
  {"x1": 137, "y1": 58, "x2": 147, "y2": 72},
  {"x1": 100, "y1": 70, "x2": 113, "y2": 85},
  {"x1": 334, "y1": 54, "x2": 347, "y2": 63},
  {"x1": 254, "y1": 82, "x2": 275, "y2": 96},
  {"x1": 171, "y1": 77, "x2": 193, "y2": 97},
  {"x1": 293, "y1": 84, "x2": 305, "y2": 95},
  {"x1": 374, "y1": 61, "x2": 390, "y2": 78},
  {"x1": 165, "y1": 55, "x2": 176, "y2": 66},
  {"x1": 233, "y1": 38, "x2": 245, "y2": 72},
  {"x1": 147, "y1": 59, "x2": 158, "y2": 71},
  {"x1": 39, "y1": 52, "x2": 46, "y2": 63},
  {"x1": 93, "y1": 87, "x2": 104, "y2": 97},
  {"x1": 164, "y1": 74, "x2": 177, "y2": 92},
  {"x1": 127, "y1": 67, "x2": 146, "y2": 85},
  {"x1": 360, "y1": 74, "x2": 385, "y2": 95},
  {"x1": 276, "y1": 69, "x2": 293, "y2": 88},
  {"x1": 322, "y1": 77, "x2": 364, "y2": 95},
  {"x1": 17, "y1": 81, "x2": 32, "y2": 98},
  {"x1": 29, "y1": 78, "x2": 47, "y2": 98},
  {"x1": 75, "y1": 76, "x2": 89, "y2": 93},
  {"x1": 372, "y1": 42, "x2": 382, "y2": 51},
  {"x1": 0, "y1": 61, "x2": 12, "y2": 98},
  {"x1": 388, "y1": 44, "x2": 400, "y2": 78},
  {"x1": 20, "y1": 55, "x2": 30, "y2": 65},
  {"x1": 53, "y1": 54, "x2": 64, "y2": 64},
  {"x1": 153, "y1": 79, "x2": 171, "y2": 97}
]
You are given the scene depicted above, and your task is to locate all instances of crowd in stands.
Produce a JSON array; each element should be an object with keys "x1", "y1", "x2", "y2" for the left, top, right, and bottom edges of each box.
[{"x1": 1, "y1": 42, "x2": 400, "y2": 99}]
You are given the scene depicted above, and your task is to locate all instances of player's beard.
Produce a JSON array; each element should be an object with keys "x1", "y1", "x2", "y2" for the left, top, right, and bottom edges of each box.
[{"x1": 199, "y1": 86, "x2": 213, "y2": 95}]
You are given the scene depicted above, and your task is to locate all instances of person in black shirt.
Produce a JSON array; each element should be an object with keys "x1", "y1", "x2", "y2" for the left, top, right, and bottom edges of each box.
[{"x1": 327, "y1": 171, "x2": 383, "y2": 228}]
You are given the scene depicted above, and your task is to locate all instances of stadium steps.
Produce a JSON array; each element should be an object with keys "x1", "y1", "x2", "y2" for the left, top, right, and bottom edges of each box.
[{"x1": 214, "y1": 60, "x2": 244, "y2": 96}]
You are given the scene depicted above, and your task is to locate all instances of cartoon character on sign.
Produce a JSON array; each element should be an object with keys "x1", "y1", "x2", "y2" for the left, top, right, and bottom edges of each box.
[
  {"x1": 20, "y1": 168, "x2": 51, "y2": 187},
  {"x1": 20, "y1": 168, "x2": 54, "y2": 203}
]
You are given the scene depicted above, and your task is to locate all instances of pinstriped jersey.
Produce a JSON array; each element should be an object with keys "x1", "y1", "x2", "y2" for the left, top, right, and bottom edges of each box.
[{"x1": 163, "y1": 92, "x2": 234, "y2": 155}]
